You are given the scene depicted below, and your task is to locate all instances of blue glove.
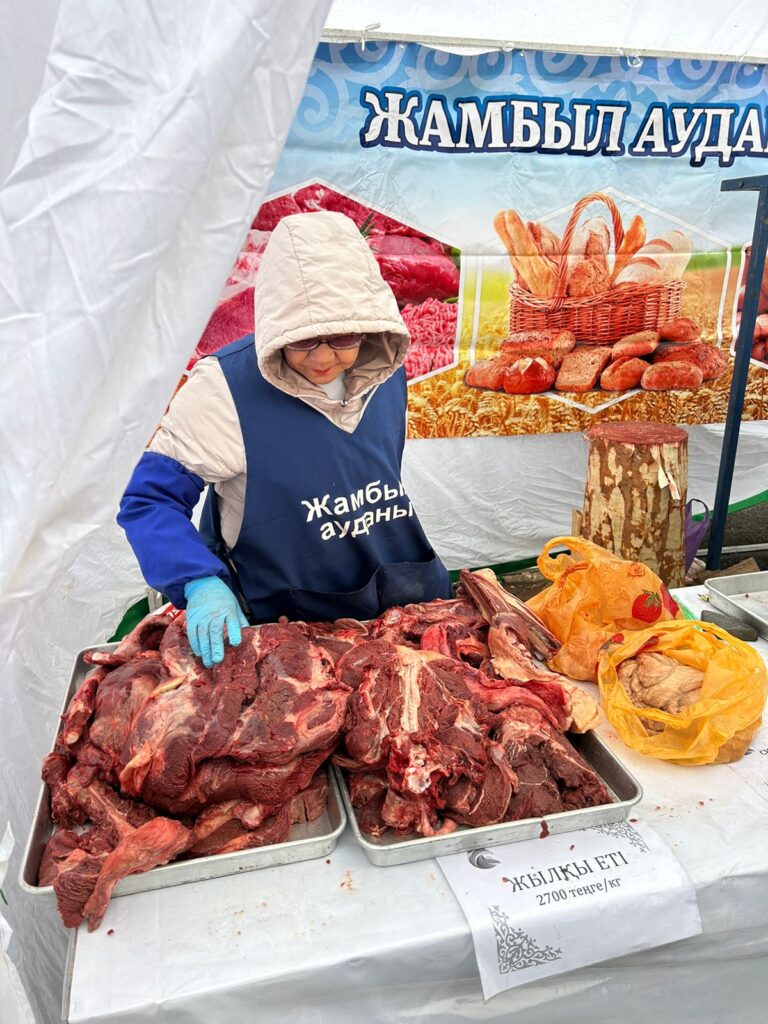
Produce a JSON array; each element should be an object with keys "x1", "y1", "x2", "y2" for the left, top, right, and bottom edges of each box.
[{"x1": 184, "y1": 576, "x2": 249, "y2": 668}]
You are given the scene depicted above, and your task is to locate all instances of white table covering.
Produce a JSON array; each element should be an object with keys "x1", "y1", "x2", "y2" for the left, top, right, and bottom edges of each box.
[{"x1": 66, "y1": 587, "x2": 768, "y2": 1024}]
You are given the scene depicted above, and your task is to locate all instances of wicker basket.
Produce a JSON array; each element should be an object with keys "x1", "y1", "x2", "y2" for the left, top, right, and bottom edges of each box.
[{"x1": 508, "y1": 192, "x2": 685, "y2": 343}]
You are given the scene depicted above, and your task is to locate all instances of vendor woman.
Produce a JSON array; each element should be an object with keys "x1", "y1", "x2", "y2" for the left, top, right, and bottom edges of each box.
[{"x1": 118, "y1": 211, "x2": 451, "y2": 667}]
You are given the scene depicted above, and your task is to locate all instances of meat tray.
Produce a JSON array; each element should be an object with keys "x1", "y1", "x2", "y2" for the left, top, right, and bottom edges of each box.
[
  {"x1": 334, "y1": 731, "x2": 642, "y2": 866},
  {"x1": 19, "y1": 643, "x2": 347, "y2": 903},
  {"x1": 705, "y1": 571, "x2": 768, "y2": 639}
]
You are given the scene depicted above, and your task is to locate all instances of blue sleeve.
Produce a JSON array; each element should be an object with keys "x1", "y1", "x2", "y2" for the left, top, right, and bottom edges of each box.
[{"x1": 117, "y1": 451, "x2": 231, "y2": 608}]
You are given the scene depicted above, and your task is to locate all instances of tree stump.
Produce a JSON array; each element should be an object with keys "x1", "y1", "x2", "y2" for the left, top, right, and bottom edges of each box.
[{"x1": 580, "y1": 422, "x2": 688, "y2": 587}]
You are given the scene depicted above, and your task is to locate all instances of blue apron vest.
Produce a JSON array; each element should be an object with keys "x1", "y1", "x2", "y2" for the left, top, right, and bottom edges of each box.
[{"x1": 200, "y1": 335, "x2": 451, "y2": 623}]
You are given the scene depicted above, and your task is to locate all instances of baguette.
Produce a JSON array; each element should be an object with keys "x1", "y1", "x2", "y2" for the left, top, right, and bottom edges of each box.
[
  {"x1": 611, "y1": 214, "x2": 646, "y2": 282},
  {"x1": 494, "y1": 209, "x2": 557, "y2": 297},
  {"x1": 528, "y1": 221, "x2": 562, "y2": 264}
]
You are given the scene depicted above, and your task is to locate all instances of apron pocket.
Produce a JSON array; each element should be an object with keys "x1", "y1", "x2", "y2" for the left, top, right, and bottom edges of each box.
[
  {"x1": 288, "y1": 567, "x2": 381, "y2": 622},
  {"x1": 377, "y1": 551, "x2": 452, "y2": 610}
]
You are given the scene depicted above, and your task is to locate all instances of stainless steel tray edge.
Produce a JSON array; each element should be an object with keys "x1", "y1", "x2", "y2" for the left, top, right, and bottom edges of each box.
[
  {"x1": 62, "y1": 930, "x2": 77, "y2": 1023},
  {"x1": 335, "y1": 730, "x2": 643, "y2": 867},
  {"x1": 19, "y1": 645, "x2": 97, "y2": 896},
  {"x1": 21, "y1": 644, "x2": 348, "y2": 901},
  {"x1": 705, "y1": 571, "x2": 768, "y2": 639}
]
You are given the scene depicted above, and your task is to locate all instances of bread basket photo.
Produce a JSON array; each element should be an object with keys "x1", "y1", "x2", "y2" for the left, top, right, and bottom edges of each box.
[{"x1": 507, "y1": 193, "x2": 686, "y2": 343}]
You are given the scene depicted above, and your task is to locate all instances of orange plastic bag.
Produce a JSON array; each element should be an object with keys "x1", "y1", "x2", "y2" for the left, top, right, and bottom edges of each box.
[
  {"x1": 527, "y1": 536, "x2": 681, "y2": 682},
  {"x1": 597, "y1": 621, "x2": 768, "y2": 764}
]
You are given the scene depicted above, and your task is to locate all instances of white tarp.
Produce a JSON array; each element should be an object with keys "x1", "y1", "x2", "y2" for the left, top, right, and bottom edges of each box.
[
  {"x1": 2, "y1": 4, "x2": 768, "y2": 1022},
  {"x1": 324, "y1": 0, "x2": 768, "y2": 62},
  {"x1": 0, "y1": 2, "x2": 332, "y2": 1021},
  {"x1": 63, "y1": 608, "x2": 768, "y2": 1023},
  {"x1": 404, "y1": 423, "x2": 768, "y2": 569}
]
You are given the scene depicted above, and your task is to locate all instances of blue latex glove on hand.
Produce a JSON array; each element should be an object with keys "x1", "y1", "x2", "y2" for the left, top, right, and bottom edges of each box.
[{"x1": 184, "y1": 576, "x2": 249, "y2": 668}]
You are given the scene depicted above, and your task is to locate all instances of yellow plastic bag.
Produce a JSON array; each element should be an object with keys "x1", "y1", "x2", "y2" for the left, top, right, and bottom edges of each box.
[
  {"x1": 527, "y1": 536, "x2": 681, "y2": 682},
  {"x1": 597, "y1": 621, "x2": 768, "y2": 764}
]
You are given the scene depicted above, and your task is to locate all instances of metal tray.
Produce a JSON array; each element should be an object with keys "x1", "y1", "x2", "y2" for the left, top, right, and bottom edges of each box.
[
  {"x1": 20, "y1": 643, "x2": 347, "y2": 902},
  {"x1": 705, "y1": 571, "x2": 768, "y2": 639},
  {"x1": 335, "y1": 730, "x2": 642, "y2": 866}
]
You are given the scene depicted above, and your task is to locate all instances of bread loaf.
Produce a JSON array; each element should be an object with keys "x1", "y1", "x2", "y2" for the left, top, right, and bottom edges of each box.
[
  {"x1": 600, "y1": 357, "x2": 649, "y2": 391},
  {"x1": 614, "y1": 230, "x2": 692, "y2": 286},
  {"x1": 555, "y1": 346, "x2": 613, "y2": 392},
  {"x1": 501, "y1": 328, "x2": 576, "y2": 368},
  {"x1": 528, "y1": 221, "x2": 562, "y2": 264},
  {"x1": 566, "y1": 217, "x2": 611, "y2": 298},
  {"x1": 659, "y1": 316, "x2": 701, "y2": 344},
  {"x1": 611, "y1": 214, "x2": 646, "y2": 282},
  {"x1": 503, "y1": 357, "x2": 556, "y2": 394},
  {"x1": 641, "y1": 361, "x2": 704, "y2": 391},
  {"x1": 465, "y1": 358, "x2": 506, "y2": 391},
  {"x1": 652, "y1": 343, "x2": 728, "y2": 380},
  {"x1": 493, "y1": 210, "x2": 557, "y2": 296},
  {"x1": 612, "y1": 330, "x2": 659, "y2": 360}
]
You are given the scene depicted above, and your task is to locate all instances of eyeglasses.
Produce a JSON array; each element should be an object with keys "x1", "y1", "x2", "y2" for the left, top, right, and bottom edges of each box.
[{"x1": 284, "y1": 334, "x2": 367, "y2": 352}]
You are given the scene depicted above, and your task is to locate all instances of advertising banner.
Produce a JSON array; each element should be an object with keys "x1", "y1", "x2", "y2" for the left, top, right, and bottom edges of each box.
[{"x1": 198, "y1": 43, "x2": 768, "y2": 437}]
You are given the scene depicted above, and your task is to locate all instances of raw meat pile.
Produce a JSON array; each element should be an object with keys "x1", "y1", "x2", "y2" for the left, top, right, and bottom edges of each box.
[
  {"x1": 40, "y1": 570, "x2": 608, "y2": 931},
  {"x1": 40, "y1": 614, "x2": 347, "y2": 931},
  {"x1": 337, "y1": 569, "x2": 606, "y2": 836},
  {"x1": 401, "y1": 298, "x2": 458, "y2": 379},
  {"x1": 193, "y1": 183, "x2": 460, "y2": 381},
  {"x1": 466, "y1": 319, "x2": 729, "y2": 396}
]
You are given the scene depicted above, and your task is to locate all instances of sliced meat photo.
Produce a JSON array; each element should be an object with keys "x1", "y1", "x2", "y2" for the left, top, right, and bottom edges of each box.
[
  {"x1": 369, "y1": 233, "x2": 459, "y2": 307},
  {"x1": 195, "y1": 183, "x2": 460, "y2": 365}
]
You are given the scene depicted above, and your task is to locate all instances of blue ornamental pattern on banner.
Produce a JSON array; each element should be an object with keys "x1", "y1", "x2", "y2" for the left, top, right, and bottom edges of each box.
[{"x1": 292, "y1": 43, "x2": 768, "y2": 145}]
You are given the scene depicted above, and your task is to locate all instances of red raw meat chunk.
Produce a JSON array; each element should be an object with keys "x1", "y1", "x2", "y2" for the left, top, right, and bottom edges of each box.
[
  {"x1": 252, "y1": 194, "x2": 301, "y2": 230},
  {"x1": 293, "y1": 183, "x2": 413, "y2": 236},
  {"x1": 196, "y1": 287, "x2": 254, "y2": 358},
  {"x1": 373, "y1": 244, "x2": 459, "y2": 307},
  {"x1": 195, "y1": 236, "x2": 270, "y2": 359}
]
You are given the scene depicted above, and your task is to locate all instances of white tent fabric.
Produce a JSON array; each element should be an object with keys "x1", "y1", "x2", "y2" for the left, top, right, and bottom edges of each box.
[
  {"x1": 2, "y1": 4, "x2": 768, "y2": 1022},
  {"x1": 324, "y1": 0, "x2": 768, "y2": 62},
  {"x1": 404, "y1": 423, "x2": 768, "y2": 569},
  {"x1": 0, "y1": 2, "x2": 331, "y2": 1021}
]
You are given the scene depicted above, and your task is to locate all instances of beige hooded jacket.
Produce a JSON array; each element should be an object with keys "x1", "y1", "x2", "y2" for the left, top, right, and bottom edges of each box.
[{"x1": 150, "y1": 211, "x2": 412, "y2": 547}]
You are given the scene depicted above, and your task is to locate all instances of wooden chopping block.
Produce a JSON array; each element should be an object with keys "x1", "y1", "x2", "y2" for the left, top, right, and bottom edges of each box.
[{"x1": 579, "y1": 421, "x2": 687, "y2": 588}]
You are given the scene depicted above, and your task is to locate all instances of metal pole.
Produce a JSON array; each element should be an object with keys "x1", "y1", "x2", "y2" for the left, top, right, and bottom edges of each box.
[{"x1": 707, "y1": 174, "x2": 768, "y2": 570}]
